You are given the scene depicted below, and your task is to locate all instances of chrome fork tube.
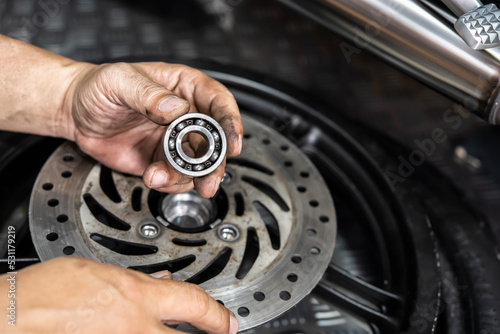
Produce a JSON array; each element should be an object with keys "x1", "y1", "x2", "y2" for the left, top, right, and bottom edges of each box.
[
  {"x1": 440, "y1": 0, "x2": 482, "y2": 16},
  {"x1": 279, "y1": 0, "x2": 500, "y2": 124}
]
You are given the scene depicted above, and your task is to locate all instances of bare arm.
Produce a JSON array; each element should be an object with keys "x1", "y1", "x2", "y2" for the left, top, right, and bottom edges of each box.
[
  {"x1": 0, "y1": 35, "x2": 242, "y2": 334},
  {"x1": 0, "y1": 35, "x2": 83, "y2": 138},
  {"x1": 0, "y1": 257, "x2": 238, "y2": 333},
  {"x1": 0, "y1": 34, "x2": 243, "y2": 198}
]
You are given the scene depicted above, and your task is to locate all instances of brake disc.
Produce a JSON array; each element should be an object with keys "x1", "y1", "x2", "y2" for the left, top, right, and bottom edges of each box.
[{"x1": 29, "y1": 115, "x2": 336, "y2": 331}]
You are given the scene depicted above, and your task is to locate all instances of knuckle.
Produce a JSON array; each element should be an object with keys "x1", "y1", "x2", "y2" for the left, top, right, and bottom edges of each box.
[
  {"x1": 136, "y1": 79, "x2": 156, "y2": 100},
  {"x1": 176, "y1": 64, "x2": 192, "y2": 72},
  {"x1": 96, "y1": 62, "x2": 137, "y2": 87},
  {"x1": 209, "y1": 92, "x2": 238, "y2": 114},
  {"x1": 187, "y1": 285, "x2": 229, "y2": 330},
  {"x1": 98, "y1": 62, "x2": 124, "y2": 76},
  {"x1": 217, "y1": 88, "x2": 235, "y2": 100},
  {"x1": 207, "y1": 77, "x2": 233, "y2": 94},
  {"x1": 188, "y1": 284, "x2": 211, "y2": 316},
  {"x1": 213, "y1": 308, "x2": 230, "y2": 331},
  {"x1": 133, "y1": 78, "x2": 167, "y2": 114},
  {"x1": 115, "y1": 271, "x2": 144, "y2": 299},
  {"x1": 180, "y1": 64, "x2": 202, "y2": 76},
  {"x1": 109, "y1": 62, "x2": 135, "y2": 74},
  {"x1": 185, "y1": 285, "x2": 229, "y2": 331},
  {"x1": 218, "y1": 114, "x2": 235, "y2": 126}
]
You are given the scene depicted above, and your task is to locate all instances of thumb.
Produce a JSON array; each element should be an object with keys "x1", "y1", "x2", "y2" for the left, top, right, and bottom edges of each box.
[
  {"x1": 110, "y1": 63, "x2": 190, "y2": 125},
  {"x1": 154, "y1": 281, "x2": 239, "y2": 334}
]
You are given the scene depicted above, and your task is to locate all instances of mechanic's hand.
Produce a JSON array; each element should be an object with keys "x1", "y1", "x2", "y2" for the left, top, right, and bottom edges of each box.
[
  {"x1": 1, "y1": 257, "x2": 238, "y2": 334},
  {"x1": 63, "y1": 62, "x2": 243, "y2": 198}
]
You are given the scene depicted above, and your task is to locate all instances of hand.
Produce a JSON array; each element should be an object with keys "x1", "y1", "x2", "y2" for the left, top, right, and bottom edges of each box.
[
  {"x1": 1, "y1": 257, "x2": 238, "y2": 333},
  {"x1": 63, "y1": 62, "x2": 243, "y2": 198}
]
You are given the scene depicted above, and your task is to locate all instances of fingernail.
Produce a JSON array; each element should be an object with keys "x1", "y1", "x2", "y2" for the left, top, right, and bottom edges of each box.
[
  {"x1": 213, "y1": 176, "x2": 222, "y2": 197},
  {"x1": 229, "y1": 313, "x2": 239, "y2": 334},
  {"x1": 158, "y1": 96, "x2": 187, "y2": 112},
  {"x1": 150, "y1": 270, "x2": 172, "y2": 279},
  {"x1": 151, "y1": 170, "x2": 168, "y2": 187},
  {"x1": 238, "y1": 134, "x2": 242, "y2": 153}
]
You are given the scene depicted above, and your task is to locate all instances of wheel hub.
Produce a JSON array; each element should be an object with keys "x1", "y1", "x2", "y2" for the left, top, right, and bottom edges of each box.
[{"x1": 29, "y1": 115, "x2": 337, "y2": 331}]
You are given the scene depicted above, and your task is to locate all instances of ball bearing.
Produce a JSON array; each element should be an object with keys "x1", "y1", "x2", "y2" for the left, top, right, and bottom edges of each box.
[{"x1": 164, "y1": 113, "x2": 227, "y2": 177}]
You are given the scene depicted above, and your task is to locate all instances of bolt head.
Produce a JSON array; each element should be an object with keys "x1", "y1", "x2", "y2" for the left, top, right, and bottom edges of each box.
[
  {"x1": 217, "y1": 224, "x2": 240, "y2": 242},
  {"x1": 140, "y1": 224, "x2": 159, "y2": 238}
]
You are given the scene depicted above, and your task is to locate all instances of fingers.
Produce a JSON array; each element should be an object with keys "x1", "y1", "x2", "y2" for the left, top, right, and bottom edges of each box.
[
  {"x1": 144, "y1": 133, "x2": 224, "y2": 197},
  {"x1": 186, "y1": 134, "x2": 225, "y2": 198},
  {"x1": 196, "y1": 89, "x2": 243, "y2": 157},
  {"x1": 128, "y1": 62, "x2": 243, "y2": 197},
  {"x1": 136, "y1": 63, "x2": 243, "y2": 156},
  {"x1": 102, "y1": 62, "x2": 190, "y2": 125},
  {"x1": 151, "y1": 324, "x2": 190, "y2": 334},
  {"x1": 194, "y1": 158, "x2": 225, "y2": 198},
  {"x1": 153, "y1": 281, "x2": 238, "y2": 334},
  {"x1": 144, "y1": 157, "x2": 224, "y2": 198},
  {"x1": 143, "y1": 159, "x2": 223, "y2": 198},
  {"x1": 143, "y1": 161, "x2": 195, "y2": 192}
]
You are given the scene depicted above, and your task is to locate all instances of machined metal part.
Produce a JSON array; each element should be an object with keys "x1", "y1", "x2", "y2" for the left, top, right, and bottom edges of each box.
[
  {"x1": 164, "y1": 113, "x2": 226, "y2": 177},
  {"x1": 424, "y1": 0, "x2": 500, "y2": 61},
  {"x1": 454, "y1": 3, "x2": 500, "y2": 50},
  {"x1": 441, "y1": 0, "x2": 482, "y2": 17},
  {"x1": 138, "y1": 221, "x2": 161, "y2": 239},
  {"x1": 279, "y1": 0, "x2": 500, "y2": 124},
  {"x1": 217, "y1": 224, "x2": 240, "y2": 242},
  {"x1": 28, "y1": 115, "x2": 336, "y2": 331}
]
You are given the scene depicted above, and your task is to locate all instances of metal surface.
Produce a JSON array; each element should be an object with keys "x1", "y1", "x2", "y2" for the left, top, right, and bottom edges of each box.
[
  {"x1": 218, "y1": 224, "x2": 241, "y2": 242},
  {"x1": 455, "y1": 3, "x2": 500, "y2": 50},
  {"x1": 427, "y1": 1, "x2": 500, "y2": 63},
  {"x1": 139, "y1": 222, "x2": 160, "y2": 239},
  {"x1": 29, "y1": 115, "x2": 337, "y2": 331},
  {"x1": 441, "y1": 0, "x2": 482, "y2": 16},
  {"x1": 159, "y1": 190, "x2": 220, "y2": 232},
  {"x1": 280, "y1": 0, "x2": 500, "y2": 124},
  {"x1": 164, "y1": 113, "x2": 226, "y2": 177}
]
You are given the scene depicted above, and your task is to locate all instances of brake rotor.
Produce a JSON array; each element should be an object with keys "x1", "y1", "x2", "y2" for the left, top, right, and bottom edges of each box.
[{"x1": 29, "y1": 115, "x2": 336, "y2": 331}]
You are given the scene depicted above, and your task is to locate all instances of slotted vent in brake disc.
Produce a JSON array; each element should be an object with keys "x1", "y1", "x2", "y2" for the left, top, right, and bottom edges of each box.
[{"x1": 29, "y1": 115, "x2": 337, "y2": 331}]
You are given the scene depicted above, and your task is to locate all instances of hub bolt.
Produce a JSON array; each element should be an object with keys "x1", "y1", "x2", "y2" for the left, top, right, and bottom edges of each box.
[
  {"x1": 217, "y1": 224, "x2": 240, "y2": 242},
  {"x1": 139, "y1": 223, "x2": 160, "y2": 239}
]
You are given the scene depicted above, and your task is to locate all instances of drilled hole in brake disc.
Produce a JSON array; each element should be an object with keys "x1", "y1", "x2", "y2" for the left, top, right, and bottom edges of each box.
[{"x1": 28, "y1": 115, "x2": 336, "y2": 331}]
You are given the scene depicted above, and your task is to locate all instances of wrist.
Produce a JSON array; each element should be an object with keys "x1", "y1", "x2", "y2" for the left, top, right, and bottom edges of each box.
[{"x1": 57, "y1": 61, "x2": 97, "y2": 141}]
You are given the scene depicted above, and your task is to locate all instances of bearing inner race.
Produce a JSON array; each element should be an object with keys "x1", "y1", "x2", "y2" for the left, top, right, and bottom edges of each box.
[
  {"x1": 175, "y1": 126, "x2": 215, "y2": 165},
  {"x1": 164, "y1": 113, "x2": 226, "y2": 177}
]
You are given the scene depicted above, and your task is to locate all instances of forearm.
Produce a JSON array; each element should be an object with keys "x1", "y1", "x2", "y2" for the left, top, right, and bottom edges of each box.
[{"x1": 0, "y1": 34, "x2": 87, "y2": 139}]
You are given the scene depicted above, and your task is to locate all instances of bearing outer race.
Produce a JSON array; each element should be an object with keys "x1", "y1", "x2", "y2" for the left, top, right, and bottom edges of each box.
[{"x1": 163, "y1": 113, "x2": 227, "y2": 177}]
